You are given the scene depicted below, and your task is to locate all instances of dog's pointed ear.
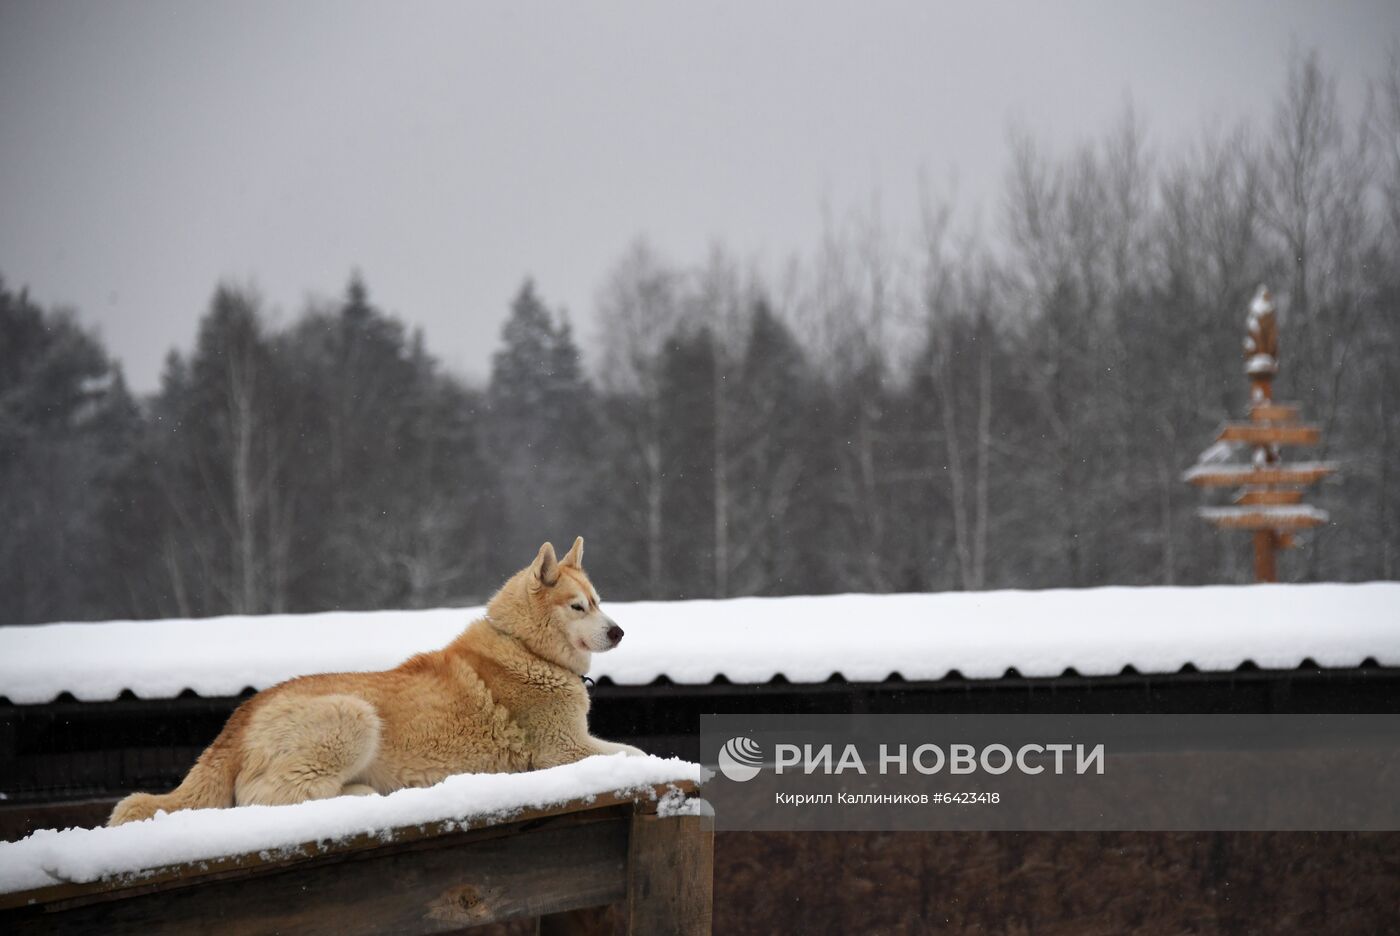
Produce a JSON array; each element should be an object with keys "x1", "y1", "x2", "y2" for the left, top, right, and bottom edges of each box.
[
  {"x1": 560, "y1": 536, "x2": 584, "y2": 569},
  {"x1": 532, "y1": 542, "x2": 560, "y2": 586}
]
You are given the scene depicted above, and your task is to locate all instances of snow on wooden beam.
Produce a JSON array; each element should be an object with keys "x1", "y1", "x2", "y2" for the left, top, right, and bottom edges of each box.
[
  {"x1": 0, "y1": 772, "x2": 712, "y2": 935},
  {"x1": 1216, "y1": 423, "x2": 1321, "y2": 446},
  {"x1": 1198, "y1": 505, "x2": 1329, "y2": 531},
  {"x1": 0, "y1": 758, "x2": 703, "y2": 899},
  {"x1": 1183, "y1": 463, "x2": 1336, "y2": 487}
]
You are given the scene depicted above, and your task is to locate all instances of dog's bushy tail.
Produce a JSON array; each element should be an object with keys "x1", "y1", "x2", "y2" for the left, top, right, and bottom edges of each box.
[{"x1": 108, "y1": 743, "x2": 237, "y2": 826}]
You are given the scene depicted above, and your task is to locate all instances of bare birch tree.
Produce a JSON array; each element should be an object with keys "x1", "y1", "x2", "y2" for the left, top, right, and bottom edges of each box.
[{"x1": 595, "y1": 241, "x2": 683, "y2": 597}]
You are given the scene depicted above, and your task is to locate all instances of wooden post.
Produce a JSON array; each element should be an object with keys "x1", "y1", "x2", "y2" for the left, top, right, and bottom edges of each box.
[
  {"x1": 1182, "y1": 285, "x2": 1335, "y2": 583},
  {"x1": 1253, "y1": 530, "x2": 1277, "y2": 584},
  {"x1": 625, "y1": 811, "x2": 714, "y2": 935},
  {"x1": 1245, "y1": 286, "x2": 1279, "y2": 407},
  {"x1": 1245, "y1": 288, "x2": 1280, "y2": 583}
]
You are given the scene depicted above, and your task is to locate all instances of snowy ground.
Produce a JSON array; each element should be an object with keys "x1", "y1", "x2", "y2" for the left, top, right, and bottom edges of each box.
[
  {"x1": 1, "y1": 583, "x2": 1397, "y2": 704},
  {"x1": 0, "y1": 754, "x2": 702, "y2": 896}
]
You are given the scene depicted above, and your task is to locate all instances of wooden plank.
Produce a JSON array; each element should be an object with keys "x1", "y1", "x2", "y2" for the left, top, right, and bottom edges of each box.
[
  {"x1": 1217, "y1": 424, "x2": 1320, "y2": 446},
  {"x1": 1249, "y1": 402, "x2": 1300, "y2": 423},
  {"x1": 3, "y1": 810, "x2": 630, "y2": 935},
  {"x1": 1184, "y1": 464, "x2": 1335, "y2": 487},
  {"x1": 625, "y1": 811, "x2": 714, "y2": 935},
  {"x1": 0, "y1": 781, "x2": 697, "y2": 912},
  {"x1": 1234, "y1": 488, "x2": 1306, "y2": 505}
]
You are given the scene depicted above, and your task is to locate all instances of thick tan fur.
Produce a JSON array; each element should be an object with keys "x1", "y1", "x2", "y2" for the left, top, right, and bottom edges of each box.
[{"x1": 109, "y1": 537, "x2": 643, "y2": 825}]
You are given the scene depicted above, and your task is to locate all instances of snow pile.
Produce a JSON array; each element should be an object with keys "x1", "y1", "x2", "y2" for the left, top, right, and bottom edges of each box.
[
  {"x1": 657, "y1": 787, "x2": 715, "y2": 818},
  {"x1": 1199, "y1": 505, "x2": 1329, "y2": 522},
  {"x1": 1, "y1": 584, "x2": 1398, "y2": 704},
  {"x1": 1183, "y1": 460, "x2": 1335, "y2": 481},
  {"x1": 1245, "y1": 352, "x2": 1278, "y2": 375},
  {"x1": 1249, "y1": 286, "x2": 1275, "y2": 317},
  {"x1": 0, "y1": 754, "x2": 702, "y2": 896}
]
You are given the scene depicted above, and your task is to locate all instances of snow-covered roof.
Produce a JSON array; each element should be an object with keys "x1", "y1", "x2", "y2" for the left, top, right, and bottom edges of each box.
[
  {"x1": 2, "y1": 584, "x2": 1397, "y2": 705},
  {"x1": 0, "y1": 753, "x2": 701, "y2": 896}
]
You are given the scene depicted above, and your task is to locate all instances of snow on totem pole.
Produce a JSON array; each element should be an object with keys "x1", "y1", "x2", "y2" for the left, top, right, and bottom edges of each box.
[{"x1": 1183, "y1": 286, "x2": 1336, "y2": 583}]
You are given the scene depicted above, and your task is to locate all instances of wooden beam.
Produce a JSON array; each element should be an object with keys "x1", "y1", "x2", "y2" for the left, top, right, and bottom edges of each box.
[
  {"x1": 1184, "y1": 464, "x2": 1335, "y2": 487},
  {"x1": 1217, "y1": 424, "x2": 1320, "y2": 446},
  {"x1": 1249, "y1": 402, "x2": 1300, "y2": 423},
  {"x1": 0, "y1": 781, "x2": 697, "y2": 912},
  {"x1": 1234, "y1": 488, "x2": 1306, "y2": 506},
  {"x1": 626, "y1": 811, "x2": 714, "y2": 935},
  {"x1": 3, "y1": 810, "x2": 631, "y2": 935}
]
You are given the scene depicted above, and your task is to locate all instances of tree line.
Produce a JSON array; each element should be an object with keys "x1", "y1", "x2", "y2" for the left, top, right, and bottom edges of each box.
[{"x1": 3, "y1": 49, "x2": 1398, "y2": 624}]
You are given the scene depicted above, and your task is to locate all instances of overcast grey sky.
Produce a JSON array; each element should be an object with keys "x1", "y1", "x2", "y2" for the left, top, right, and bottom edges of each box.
[{"x1": 2, "y1": 0, "x2": 1396, "y2": 391}]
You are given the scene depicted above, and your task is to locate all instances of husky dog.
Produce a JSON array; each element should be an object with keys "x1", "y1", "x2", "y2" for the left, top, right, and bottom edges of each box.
[{"x1": 109, "y1": 537, "x2": 642, "y2": 825}]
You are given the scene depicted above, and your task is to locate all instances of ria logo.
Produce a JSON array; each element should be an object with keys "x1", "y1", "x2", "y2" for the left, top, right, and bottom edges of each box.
[{"x1": 718, "y1": 736, "x2": 764, "y2": 782}]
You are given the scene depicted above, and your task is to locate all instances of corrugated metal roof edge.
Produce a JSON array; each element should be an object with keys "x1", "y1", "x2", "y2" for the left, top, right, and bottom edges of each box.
[{"x1": 2, "y1": 656, "x2": 1391, "y2": 707}]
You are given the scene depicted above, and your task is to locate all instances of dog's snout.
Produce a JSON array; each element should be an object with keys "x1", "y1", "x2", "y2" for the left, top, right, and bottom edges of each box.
[{"x1": 606, "y1": 624, "x2": 624, "y2": 644}]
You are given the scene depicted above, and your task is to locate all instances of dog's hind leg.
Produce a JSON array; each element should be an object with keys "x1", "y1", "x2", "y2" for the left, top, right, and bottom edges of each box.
[{"x1": 234, "y1": 694, "x2": 382, "y2": 807}]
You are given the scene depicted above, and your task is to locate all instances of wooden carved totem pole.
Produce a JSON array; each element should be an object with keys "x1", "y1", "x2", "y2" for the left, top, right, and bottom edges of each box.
[{"x1": 1183, "y1": 286, "x2": 1336, "y2": 582}]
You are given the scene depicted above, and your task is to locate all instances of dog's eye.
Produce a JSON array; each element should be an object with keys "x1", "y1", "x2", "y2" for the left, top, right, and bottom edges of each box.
[{"x1": 571, "y1": 602, "x2": 585, "y2": 612}]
